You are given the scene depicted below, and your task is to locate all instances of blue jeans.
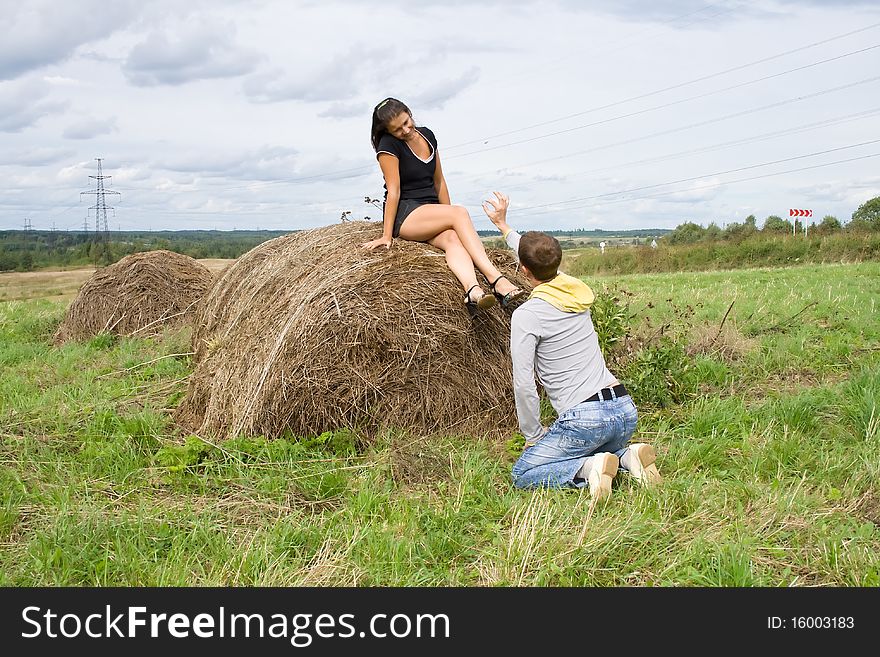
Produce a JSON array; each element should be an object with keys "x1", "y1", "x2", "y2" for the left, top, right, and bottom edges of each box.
[{"x1": 511, "y1": 395, "x2": 638, "y2": 489}]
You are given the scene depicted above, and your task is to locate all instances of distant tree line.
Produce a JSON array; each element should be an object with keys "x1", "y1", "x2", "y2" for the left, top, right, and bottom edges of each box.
[
  {"x1": 662, "y1": 196, "x2": 880, "y2": 245},
  {"x1": 0, "y1": 225, "x2": 668, "y2": 272},
  {"x1": 479, "y1": 228, "x2": 671, "y2": 251},
  {"x1": 566, "y1": 196, "x2": 880, "y2": 276},
  {"x1": 0, "y1": 230, "x2": 290, "y2": 272},
  {"x1": 2, "y1": 196, "x2": 878, "y2": 272},
  {"x1": 475, "y1": 227, "x2": 671, "y2": 238},
  {"x1": 567, "y1": 230, "x2": 880, "y2": 277}
]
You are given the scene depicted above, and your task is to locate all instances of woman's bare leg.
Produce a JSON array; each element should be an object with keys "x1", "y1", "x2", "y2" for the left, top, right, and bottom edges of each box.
[
  {"x1": 399, "y1": 204, "x2": 519, "y2": 295},
  {"x1": 427, "y1": 230, "x2": 478, "y2": 292}
]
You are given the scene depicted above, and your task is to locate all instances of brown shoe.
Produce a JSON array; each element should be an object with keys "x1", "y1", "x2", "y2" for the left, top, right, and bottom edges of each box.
[
  {"x1": 465, "y1": 284, "x2": 497, "y2": 310},
  {"x1": 587, "y1": 452, "x2": 619, "y2": 503},
  {"x1": 626, "y1": 443, "x2": 662, "y2": 485}
]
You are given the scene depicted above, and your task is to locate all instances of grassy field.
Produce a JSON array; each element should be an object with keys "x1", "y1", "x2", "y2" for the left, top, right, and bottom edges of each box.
[
  {"x1": 562, "y1": 231, "x2": 880, "y2": 275},
  {"x1": 0, "y1": 259, "x2": 233, "y2": 303},
  {"x1": 0, "y1": 262, "x2": 877, "y2": 586}
]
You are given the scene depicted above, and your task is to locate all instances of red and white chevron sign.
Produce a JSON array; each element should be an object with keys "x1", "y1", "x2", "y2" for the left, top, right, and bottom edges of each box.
[{"x1": 789, "y1": 208, "x2": 813, "y2": 217}]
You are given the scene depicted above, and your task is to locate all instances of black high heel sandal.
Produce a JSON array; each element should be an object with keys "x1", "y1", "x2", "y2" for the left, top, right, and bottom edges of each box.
[
  {"x1": 465, "y1": 284, "x2": 497, "y2": 311},
  {"x1": 489, "y1": 275, "x2": 526, "y2": 308}
]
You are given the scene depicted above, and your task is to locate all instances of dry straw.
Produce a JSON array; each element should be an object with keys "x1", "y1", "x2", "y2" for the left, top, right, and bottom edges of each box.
[
  {"x1": 175, "y1": 221, "x2": 531, "y2": 441},
  {"x1": 53, "y1": 250, "x2": 213, "y2": 344}
]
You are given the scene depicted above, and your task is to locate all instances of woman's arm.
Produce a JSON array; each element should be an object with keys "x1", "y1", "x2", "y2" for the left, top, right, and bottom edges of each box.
[
  {"x1": 362, "y1": 153, "x2": 400, "y2": 250},
  {"x1": 433, "y1": 151, "x2": 451, "y2": 205}
]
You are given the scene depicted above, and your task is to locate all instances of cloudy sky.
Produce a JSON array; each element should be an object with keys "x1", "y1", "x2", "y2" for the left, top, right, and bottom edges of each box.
[{"x1": 1, "y1": 0, "x2": 879, "y2": 233}]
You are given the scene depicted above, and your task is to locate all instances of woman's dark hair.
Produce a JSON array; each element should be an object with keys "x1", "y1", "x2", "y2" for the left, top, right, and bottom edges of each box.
[{"x1": 370, "y1": 97, "x2": 412, "y2": 151}]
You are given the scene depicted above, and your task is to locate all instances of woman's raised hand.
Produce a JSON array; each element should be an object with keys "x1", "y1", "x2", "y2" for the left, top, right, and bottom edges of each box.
[{"x1": 361, "y1": 235, "x2": 393, "y2": 251}]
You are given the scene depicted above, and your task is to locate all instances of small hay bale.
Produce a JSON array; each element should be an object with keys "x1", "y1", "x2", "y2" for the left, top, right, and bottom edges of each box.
[
  {"x1": 175, "y1": 221, "x2": 532, "y2": 441},
  {"x1": 53, "y1": 250, "x2": 213, "y2": 344}
]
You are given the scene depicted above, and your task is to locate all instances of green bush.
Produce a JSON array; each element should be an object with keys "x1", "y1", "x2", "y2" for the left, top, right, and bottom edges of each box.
[
  {"x1": 622, "y1": 338, "x2": 699, "y2": 409},
  {"x1": 590, "y1": 288, "x2": 633, "y2": 353},
  {"x1": 567, "y1": 232, "x2": 880, "y2": 276}
]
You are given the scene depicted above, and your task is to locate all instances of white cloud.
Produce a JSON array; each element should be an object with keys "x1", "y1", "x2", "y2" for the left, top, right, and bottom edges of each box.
[
  {"x1": 0, "y1": 1, "x2": 140, "y2": 80},
  {"x1": 0, "y1": 79, "x2": 68, "y2": 133},
  {"x1": 319, "y1": 101, "x2": 370, "y2": 119},
  {"x1": 57, "y1": 161, "x2": 95, "y2": 182},
  {"x1": 111, "y1": 166, "x2": 153, "y2": 183},
  {"x1": 2, "y1": 0, "x2": 879, "y2": 231},
  {"x1": 410, "y1": 67, "x2": 481, "y2": 110},
  {"x1": 794, "y1": 176, "x2": 880, "y2": 204},
  {"x1": 657, "y1": 178, "x2": 725, "y2": 204},
  {"x1": 43, "y1": 75, "x2": 83, "y2": 87},
  {"x1": 0, "y1": 146, "x2": 74, "y2": 167},
  {"x1": 243, "y1": 45, "x2": 392, "y2": 103},
  {"x1": 159, "y1": 146, "x2": 303, "y2": 182},
  {"x1": 123, "y1": 20, "x2": 262, "y2": 86},
  {"x1": 62, "y1": 117, "x2": 119, "y2": 140}
]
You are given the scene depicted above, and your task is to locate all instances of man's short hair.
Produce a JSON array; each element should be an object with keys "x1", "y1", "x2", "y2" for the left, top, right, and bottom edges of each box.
[{"x1": 519, "y1": 231, "x2": 562, "y2": 281}]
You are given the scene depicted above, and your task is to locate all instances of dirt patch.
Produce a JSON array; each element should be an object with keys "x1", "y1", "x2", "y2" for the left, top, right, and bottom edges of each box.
[
  {"x1": 687, "y1": 322, "x2": 758, "y2": 362},
  {"x1": 855, "y1": 491, "x2": 880, "y2": 526},
  {"x1": 388, "y1": 436, "x2": 451, "y2": 488}
]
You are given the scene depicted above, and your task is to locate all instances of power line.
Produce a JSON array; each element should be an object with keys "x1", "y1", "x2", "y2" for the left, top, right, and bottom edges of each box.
[
  {"x1": 453, "y1": 107, "x2": 880, "y2": 202},
  {"x1": 96, "y1": 106, "x2": 880, "y2": 222},
  {"x1": 170, "y1": 49, "x2": 880, "y2": 196},
  {"x1": 10, "y1": 15, "x2": 875, "y2": 229},
  {"x1": 451, "y1": 48, "x2": 880, "y2": 160},
  {"x1": 125, "y1": 69, "x2": 876, "y2": 203},
  {"x1": 300, "y1": 106, "x2": 880, "y2": 210},
  {"x1": 100, "y1": 26, "x2": 880, "y2": 201},
  {"x1": 141, "y1": 23, "x2": 879, "y2": 196},
  {"x1": 445, "y1": 20, "x2": 880, "y2": 151},
  {"x1": 514, "y1": 138, "x2": 880, "y2": 212},
  {"x1": 29, "y1": 101, "x2": 876, "y2": 225},
  {"x1": 514, "y1": 152, "x2": 880, "y2": 218},
  {"x1": 15, "y1": 199, "x2": 88, "y2": 224},
  {"x1": 474, "y1": 75, "x2": 880, "y2": 175},
  {"x1": 548, "y1": 108, "x2": 880, "y2": 179},
  {"x1": 479, "y1": 0, "x2": 745, "y2": 96}
]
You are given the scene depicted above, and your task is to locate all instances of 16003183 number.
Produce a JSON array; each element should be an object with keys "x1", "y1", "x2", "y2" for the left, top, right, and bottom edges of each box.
[{"x1": 790, "y1": 617, "x2": 854, "y2": 629}]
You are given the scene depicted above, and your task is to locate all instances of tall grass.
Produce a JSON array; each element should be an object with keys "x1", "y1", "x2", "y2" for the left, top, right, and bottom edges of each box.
[
  {"x1": 1, "y1": 263, "x2": 877, "y2": 586},
  {"x1": 566, "y1": 232, "x2": 880, "y2": 276}
]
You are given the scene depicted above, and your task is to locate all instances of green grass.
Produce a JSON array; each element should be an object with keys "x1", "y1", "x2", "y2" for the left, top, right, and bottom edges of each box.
[
  {"x1": 1, "y1": 263, "x2": 877, "y2": 586},
  {"x1": 564, "y1": 231, "x2": 880, "y2": 276}
]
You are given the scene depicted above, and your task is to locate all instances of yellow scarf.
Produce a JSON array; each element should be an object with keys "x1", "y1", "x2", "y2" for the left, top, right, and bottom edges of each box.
[{"x1": 530, "y1": 273, "x2": 595, "y2": 313}]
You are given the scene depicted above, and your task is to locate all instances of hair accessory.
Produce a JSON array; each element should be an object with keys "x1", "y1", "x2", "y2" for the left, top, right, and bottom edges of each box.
[{"x1": 376, "y1": 98, "x2": 391, "y2": 110}]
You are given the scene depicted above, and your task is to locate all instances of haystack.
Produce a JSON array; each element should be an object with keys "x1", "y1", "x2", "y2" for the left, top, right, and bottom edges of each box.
[
  {"x1": 53, "y1": 250, "x2": 213, "y2": 344},
  {"x1": 174, "y1": 221, "x2": 531, "y2": 440}
]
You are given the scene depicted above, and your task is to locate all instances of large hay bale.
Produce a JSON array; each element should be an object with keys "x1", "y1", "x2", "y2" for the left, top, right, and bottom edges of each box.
[
  {"x1": 175, "y1": 221, "x2": 532, "y2": 440},
  {"x1": 54, "y1": 250, "x2": 213, "y2": 344}
]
